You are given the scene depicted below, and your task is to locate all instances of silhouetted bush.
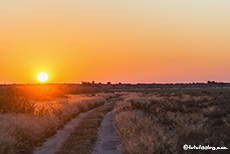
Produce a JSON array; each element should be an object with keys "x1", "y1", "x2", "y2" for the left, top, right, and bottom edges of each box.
[{"x1": 0, "y1": 86, "x2": 35, "y2": 113}]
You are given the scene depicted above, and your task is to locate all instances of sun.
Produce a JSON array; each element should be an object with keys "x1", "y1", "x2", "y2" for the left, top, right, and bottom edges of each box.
[{"x1": 37, "y1": 72, "x2": 48, "y2": 82}]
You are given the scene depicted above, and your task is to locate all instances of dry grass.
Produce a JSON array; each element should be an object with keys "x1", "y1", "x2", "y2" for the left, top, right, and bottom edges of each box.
[
  {"x1": 0, "y1": 95, "x2": 106, "y2": 154},
  {"x1": 55, "y1": 102, "x2": 116, "y2": 154},
  {"x1": 0, "y1": 114, "x2": 58, "y2": 154},
  {"x1": 96, "y1": 93, "x2": 117, "y2": 100},
  {"x1": 114, "y1": 90, "x2": 230, "y2": 154}
]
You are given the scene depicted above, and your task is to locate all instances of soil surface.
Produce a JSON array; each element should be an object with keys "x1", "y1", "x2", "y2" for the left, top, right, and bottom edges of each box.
[
  {"x1": 33, "y1": 109, "x2": 95, "y2": 154},
  {"x1": 92, "y1": 110, "x2": 122, "y2": 154}
]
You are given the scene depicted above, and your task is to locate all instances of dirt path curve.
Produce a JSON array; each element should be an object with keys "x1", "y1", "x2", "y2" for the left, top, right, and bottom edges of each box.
[
  {"x1": 34, "y1": 108, "x2": 96, "y2": 154},
  {"x1": 92, "y1": 110, "x2": 122, "y2": 154}
]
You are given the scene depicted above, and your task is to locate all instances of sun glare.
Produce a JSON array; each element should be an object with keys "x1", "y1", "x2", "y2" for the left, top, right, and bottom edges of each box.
[{"x1": 37, "y1": 72, "x2": 48, "y2": 82}]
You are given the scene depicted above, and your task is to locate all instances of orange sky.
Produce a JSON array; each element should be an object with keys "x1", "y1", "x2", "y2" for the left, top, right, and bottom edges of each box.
[{"x1": 0, "y1": 0, "x2": 230, "y2": 84}]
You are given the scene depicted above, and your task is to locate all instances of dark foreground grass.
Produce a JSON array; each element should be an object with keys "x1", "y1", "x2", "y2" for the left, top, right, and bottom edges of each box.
[{"x1": 55, "y1": 102, "x2": 115, "y2": 154}]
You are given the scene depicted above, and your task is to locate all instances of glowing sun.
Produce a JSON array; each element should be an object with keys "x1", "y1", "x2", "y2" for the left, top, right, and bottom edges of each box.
[{"x1": 37, "y1": 72, "x2": 48, "y2": 82}]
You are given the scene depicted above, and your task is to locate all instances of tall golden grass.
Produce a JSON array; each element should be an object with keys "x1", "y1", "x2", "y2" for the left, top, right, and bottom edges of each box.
[{"x1": 0, "y1": 94, "x2": 107, "y2": 154}]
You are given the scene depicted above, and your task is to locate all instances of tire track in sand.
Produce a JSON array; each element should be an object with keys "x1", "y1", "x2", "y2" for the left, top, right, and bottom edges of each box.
[
  {"x1": 92, "y1": 110, "x2": 122, "y2": 154},
  {"x1": 34, "y1": 108, "x2": 96, "y2": 154}
]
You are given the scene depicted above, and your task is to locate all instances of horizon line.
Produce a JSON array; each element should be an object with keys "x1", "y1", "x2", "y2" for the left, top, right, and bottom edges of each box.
[{"x1": 0, "y1": 81, "x2": 229, "y2": 85}]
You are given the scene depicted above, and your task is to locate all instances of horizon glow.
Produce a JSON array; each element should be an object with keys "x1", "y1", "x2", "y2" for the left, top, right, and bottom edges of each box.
[{"x1": 0, "y1": 0, "x2": 230, "y2": 84}]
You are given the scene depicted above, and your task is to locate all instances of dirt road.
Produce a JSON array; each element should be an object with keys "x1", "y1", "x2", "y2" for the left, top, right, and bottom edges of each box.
[
  {"x1": 33, "y1": 109, "x2": 95, "y2": 154},
  {"x1": 92, "y1": 110, "x2": 122, "y2": 154}
]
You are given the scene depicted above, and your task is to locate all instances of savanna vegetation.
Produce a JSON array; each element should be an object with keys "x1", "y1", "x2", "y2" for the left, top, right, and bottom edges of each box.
[
  {"x1": 114, "y1": 89, "x2": 230, "y2": 154},
  {"x1": 0, "y1": 84, "x2": 115, "y2": 154},
  {"x1": 1, "y1": 83, "x2": 230, "y2": 154}
]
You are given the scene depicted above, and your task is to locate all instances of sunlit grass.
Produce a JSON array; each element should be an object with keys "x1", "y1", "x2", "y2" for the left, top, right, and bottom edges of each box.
[{"x1": 0, "y1": 93, "x2": 110, "y2": 154}]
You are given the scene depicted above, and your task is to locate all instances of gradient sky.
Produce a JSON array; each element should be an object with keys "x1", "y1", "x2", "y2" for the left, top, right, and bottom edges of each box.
[{"x1": 0, "y1": 0, "x2": 230, "y2": 84}]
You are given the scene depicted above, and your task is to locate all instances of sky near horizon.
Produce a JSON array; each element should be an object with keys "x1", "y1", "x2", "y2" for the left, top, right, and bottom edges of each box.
[{"x1": 0, "y1": 0, "x2": 230, "y2": 83}]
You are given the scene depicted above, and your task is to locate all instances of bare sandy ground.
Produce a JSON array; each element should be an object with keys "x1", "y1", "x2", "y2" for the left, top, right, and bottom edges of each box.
[
  {"x1": 92, "y1": 110, "x2": 122, "y2": 154},
  {"x1": 34, "y1": 109, "x2": 95, "y2": 154}
]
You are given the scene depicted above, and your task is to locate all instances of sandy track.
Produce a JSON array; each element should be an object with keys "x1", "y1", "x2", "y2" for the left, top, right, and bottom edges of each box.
[
  {"x1": 92, "y1": 110, "x2": 122, "y2": 154},
  {"x1": 34, "y1": 109, "x2": 96, "y2": 154}
]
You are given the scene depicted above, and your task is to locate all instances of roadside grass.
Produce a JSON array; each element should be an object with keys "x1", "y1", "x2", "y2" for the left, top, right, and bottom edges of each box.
[
  {"x1": 0, "y1": 96, "x2": 109, "y2": 154},
  {"x1": 114, "y1": 90, "x2": 230, "y2": 154},
  {"x1": 55, "y1": 102, "x2": 116, "y2": 154}
]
